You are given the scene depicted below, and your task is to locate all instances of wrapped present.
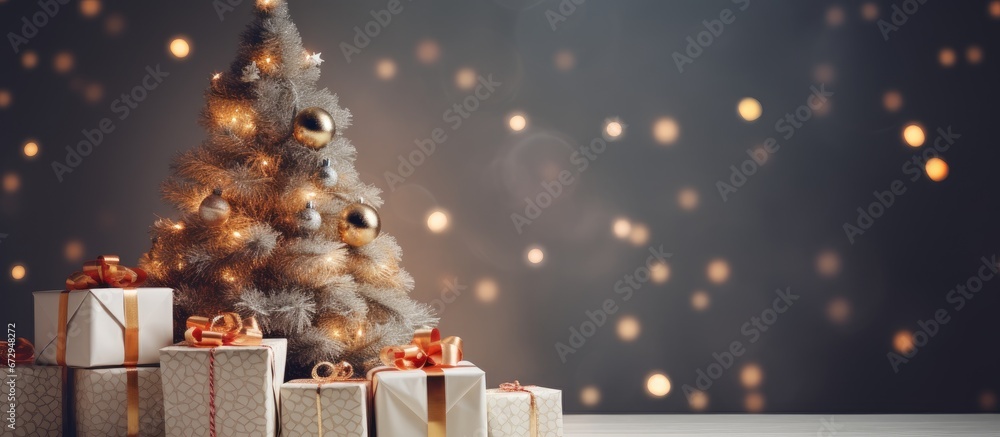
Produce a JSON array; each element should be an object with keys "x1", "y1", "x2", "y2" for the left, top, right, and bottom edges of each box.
[
  {"x1": 6, "y1": 338, "x2": 64, "y2": 437},
  {"x1": 281, "y1": 361, "x2": 370, "y2": 437},
  {"x1": 486, "y1": 382, "x2": 563, "y2": 437},
  {"x1": 74, "y1": 366, "x2": 165, "y2": 437},
  {"x1": 33, "y1": 255, "x2": 173, "y2": 367},
  {"x1": 160, "y1": 315, "x2": 286, "y2": 437},
  {"x1": 368, "y1": 328, "x2": 486, "y2": 437}
]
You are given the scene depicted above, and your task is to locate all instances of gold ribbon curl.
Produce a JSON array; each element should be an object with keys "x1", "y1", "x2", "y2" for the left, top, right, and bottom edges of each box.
[{"x1": 183, "y1": 313, "x2": 263, "y2": 347}]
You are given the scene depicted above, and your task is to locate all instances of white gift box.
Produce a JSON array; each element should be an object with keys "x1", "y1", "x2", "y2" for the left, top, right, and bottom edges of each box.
[
  {"x1": 280, "y1": 379, "x2": 370, "y2": 437},
  {"x1": 368, "y1": 361, "x2": 487, "y2": 437},
  {"x1": 74, "y1": 366, "x2": 165, "y2": 437},
  {"x1": 10, "y1": 364, "x2": 64, "y2": 437},
  {"x1": 486, "y1": 386, "x2": 564, "y2": 437},
  {"x1": 33, "y1": 288, "x2": 174, "y2": 367},
  {"x1": 159, "y1": 338, "x2": 287, "y2": 437}
]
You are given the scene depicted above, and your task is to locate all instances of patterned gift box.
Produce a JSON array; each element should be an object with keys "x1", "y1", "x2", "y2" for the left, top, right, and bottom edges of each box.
[
  {"x1": 280, "y1": 375, "x2": 370, "y2": 437},
  {"x1": 486, "y1": 384, "x2": 563, "y2": 437},
  {"x1": 10, "y1": 364, "x2": 64, "y2": 437},
  {"x1": 74, "y1": 366, "x2": 165, "y2": 437},
  {"x1": 159, "y1": 338, "x2": 287, "y2": 437}
]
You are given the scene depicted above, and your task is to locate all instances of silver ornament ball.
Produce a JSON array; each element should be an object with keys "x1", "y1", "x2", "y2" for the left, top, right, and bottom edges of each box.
[
  {"x1": 298, "y1": 201, "x2": 322, "y2": 232},
  {"x1": 199, "y1": 188, "x2": 231, "y2": 225}
]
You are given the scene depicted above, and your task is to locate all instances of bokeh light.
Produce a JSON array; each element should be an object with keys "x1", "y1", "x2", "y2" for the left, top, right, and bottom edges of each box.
[
  {"x1": 23, "y1": 141, "x2": 39, "y2": 158},
  {"x1": 170, "y1": 38, "x2": 191, "y2": 58},
  {"x1": 741, "y1": 364, "x2": 764, "y2": 389},
  {"x1": 966, "y1": 45, "x2": 983, "y2": 65},
  {"x1": 3, "y1": 173, "x2": 20, "y2": 193},
  {"x1": 707, "y1": 259, "x2": 730, "y2": 284},
  {"x1": 826, "y1": 5, "x2": 845, "y2": 27},
  {"x1": 617, "y1": 316, "x2": 641, "y2": 342},
  {"x1": 628, "y1": 223, "x2": 649, "y2": 246},
  {"x1": 455, "y1": 67, "x2": 477, "y2": 90},
  {"x1": 737, "y1": 97, "x2": 762, "y2": 122},
  {"x1": 612, "y1": 218, "x2": 631, "y2": 239},
  {"x1": 981, "y1": 390, "x2": 997, "y2": 411},
  {"x1": 376, "y1": 58, "x2": 397, "y2": 80},
  {"x1": 0, "y1": 89, "x2": 11, "y2": 108},
  {"x1": 475, "y1": 278, "x2": 498, "y2": 303},
  {"x1": 527, "y1": 247, "x2": 545, "y2": 265},
  {"x1": 650, "y1": 262, "x2": 670, "y2": 284},
  {"x1": 814, "y1": 63, "x2": 834, "y2": 83},
  {"x1": 53, "y1": 51, "x2": 74, "y2": 74},
  {"x1": 861, "y1": 2, "x2": 878, "y2": 20},
  {"x1": 816, "y1": 250, "x2": 841, "y2": 277},
  {"x1": 554, "y1": 49, "x2": 575, "y2": 71},
  {"x1": 883, "y1": 90, "x2": 903, "y2": 112},
  {"x1": 893, "y1": 330, "x2": 915, "y2": 354},
  {"x1": 688, "y1": 390, "x2": 709, "y2": 411},
  {"x1": 580, "y1": 386, "x2": 601, "y2": 407},
  {"x1": 678, "y1": 188, "x2": 699, "y2": 211},
  {"x1": 827, "y1": 296, "x2": 851, "y2": 325},
  {"x1": 924, "y1": 157, "x2": 949, "y2": 182},
  {"x1": 604, "y1": 120, "x2": 625, "y2": 139},
  {"x1": 426, "y1": 210, "x2": 449, "y2": 233},
  {"x1": 22, "y1": 51, "x2": 38, "y2": 69},
  {"x1": 84, "y1": 83, "x2": 104, "y2": 103},
  {"x1": 10, "y1": 265, "x2": 26, "y2": 281},
  {"x1": 691, "y1": 290, "x2": 710, "y2": 311},
  {"x1": 902, "y1": 124, "x2": 925, "y2": 147},
  {"x1": 745, "y1": 392, "x2": 766, "y2": 412},
  {"x1": 415, "y1": 39, "x2": 440, "y2": 64},
  {"x1": 652, "y1": 117, "x2": 680, "y2": 145},
  {"x1": 992, "y1": 0, "x2": 1000, "y2": 18},
  {"x1": 508, "y1": 113, "x2": 527, "y2": 132},
  {"x1": 80, "y1": 0, "x2": 101, "y2": 17},
  {"x1": 938, "y1": 47, "x2": 957, "y2": 67},
  {"x1": 645, "y1": 373, "x2": 671, "y2": 397},
  {"x1": 65, "y1": 240, "x2": 85, "y2": 262},
  {"x1": 105, "y1": 13, "x2": 126, "y2": 36}
]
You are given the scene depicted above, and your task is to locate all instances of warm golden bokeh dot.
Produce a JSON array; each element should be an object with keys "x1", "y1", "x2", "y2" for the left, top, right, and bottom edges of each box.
[
  {"x1": 11, "y1": 265, "x2": 26, "y2": 281},
  {"x1": 554, "y1": 49, "x2": 575, "y2": 71},
  {"x1": 691, "y1": 290, "x2": 710, "y2": 311},
  {"x1": 170, "y1": 38, "x2": 191, "y2": 58},
  {"x1": 508, "y1": 114, "x2": 527, "y2": 132},
  {"x1": 53, "y1": 51, "x2": 74, "y2": 74},
  {"x1": 0, "y1": 89, "x2": 11, "y2": 108},
  {"x1": 426, "y1": 210, "x2": 449, "y2": 233},
  {"x1": 826, "y1": 5, "x2": 845, "y2": 27},
  {"x1": 617, "y1": 316, "x2": 641, "y2": 342},
  {"x1": 966, "y1": 45, "x2": 983, "y2": 65},
  {"x1": 707, "y1": 259, "x2": 730, "y2": 284},
  {"x1": 741, "y1": 364, "x2": 764, "y2": 389},
  {"x1": 894, "y1": 330, "x2": 915, "y2": 354},
  {"x1": 84, "y1": 83, "x2": 104, "y2": 103},
  {"x1": 646, "y1": 373, "x2": 671, "y2": 397},
  {"x1": 580, "y1": 386, "x2": 601, "y2": 407},
  {"x1": 650, "y1": 262, "x2": 670, "y2": 284},
  {"x1": 612, "y1": 218, "x2": 632, "y2": 239},
  {"x1": 653, "y1": 117, "x2": 680, "y2": 145},
  {"x1": 22, "y1": 51, "x2": 38, "y2": 69},
  {"x1": 924, "y1": 157, "x2": 949, "y2": 182},
  {"x1": 938, "y1": 47, "x2": 957, "y2": 67},
  {"x1": 745, "y1": 392, "x2": 766, "y2": 413},
  {"x1": 981, "y1": 390, "x2": 997, "y2": 411},
  {"x1": 415, "y1": 39, "x2": 440, "y2": 64},
  {"x1": 475, "y1": 278, "x2": 498, "y2": 303},
  {"x1": 861, "y1": 2, "x2": 878, "y2": 20},
  {"x1": 628, "y1": 223, "x2": 649, "y2": 246},
  {"x1": 64, "y1": 240, "x2": 85, "y2": 262},
  {"x1": 105, "y1": 13, "x2": 126, "y2": 36},
  {"x1": 80, "y1": 0, "x2": 101, "y2": 17},
  {"x1": 605, "y1": 120, "x2": 624, "y2": 138},
  {"x1": 992, "y1": 1, "x2": 1000, "y2": 18},
  {"x1": 23, "y1": 141, "x2": 39, "y2": 158},
  {"x1": 455, "y1": 67, "x2": 477, "y2": 90},
  {"x1": 902, "y1": 124, "x2": 925, "y2": 147},
  {"x1": 737, "y1": 97, "x2": 762, "y2": 122},
  {"x1": 688, "y1": 390, "x2": 709, "y2": 411},
  {"x1": 678, "y1": 188, "x2": 699, "y2": 211},
  {"x1": 814, "y1": 63, "x2": 835, "y2": 83},
  {"x1": 527, "y1": 247, "x2": 545, "y2": 265},
  {"x1": 3, "y1": 173, "x2": 20, "y2": 193},
  {"x1": 816, "y1": 250, "x2": 841, "y2": 277},
  {"x1": 376, "y1": 58, "x2": 397, "y2": 80},
  {"x1": 883, "y1": 90, "x2": 903, "y2": 113},
  {"x1": 826, "y1": 296, "x2": 851, "y2": 325}
]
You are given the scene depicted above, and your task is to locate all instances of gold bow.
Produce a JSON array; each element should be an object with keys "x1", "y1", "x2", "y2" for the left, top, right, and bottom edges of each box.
[
  {"x1": 379, "y1": 327, "x2": 463, "y2": 370},
  {"x1": 184, "y1": 313, "x2": 263, "y2": 347},
  {"x1": 66, "y1": 255, "x2": 147, "y2": 290},
  {"x1": 310, "y1": 361, "x2": 355, "y2": 382},
  {"x1": 0, "y1": 337, "x2": 35, "y2": 364}
]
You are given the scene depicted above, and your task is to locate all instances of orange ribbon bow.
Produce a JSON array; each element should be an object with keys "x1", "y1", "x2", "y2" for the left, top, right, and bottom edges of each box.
[
  {"x1": 1, "y1": 337, "x2": 35, "y2": 364},
  {"x1": 184, "y1": 313, "x2": 263, "y2": 347},
  {"x1": 310, "y1": 361, "x2": 355, "y2": 382},
  {"x1": 66, "y1": 255, "x2": 147, "y2": 290},
  {"x1": 379, "y1": 327, "x2": 463, "y2": 370}
]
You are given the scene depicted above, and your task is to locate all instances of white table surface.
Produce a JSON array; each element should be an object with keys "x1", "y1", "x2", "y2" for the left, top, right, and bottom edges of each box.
[{"x1": 564, "y1": 414, "x2": 1000, "y2": 436}]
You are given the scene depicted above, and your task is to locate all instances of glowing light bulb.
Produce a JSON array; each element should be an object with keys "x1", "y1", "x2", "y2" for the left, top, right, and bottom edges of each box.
[
  {"x1": 883, "y1": 90, "x2": 903, "y2": 112},
  {"x1": 688, "y1": 390, "x2": 709, "y2": 411},
  {"x1": 173, "y1": 223, "x2": 184, "y2": 230},
  {"x1": 653, "y1": 117, "x2": 680, "y2": 145},
  {"x1": 816, "y1": 250, "x2": 840, "y2": 277},
  {"x1": 23, "y1": 141, "x2": 39, "y2": 158},
  {"x1": 233, "y1": 231, "x2": 242, "y2": 238},
  {"x1": 11, "y1": 265, "x2": 26, "y2": 280},
  {"x1": 737, "y1": 97, "x2": 762, "y2": 121},
  {"x1": 170, "y1": 38, "x2": 191, "y2": 59},
  {"x1": 580, "y1": 386, "x2": 601, "y2": 407},
  {"x1": 80, "y1": 0, "x2": 101, "y2": 17},
  {"x1": 861, "y1": 3, "x2": 878, "y2": 20},
  {"x1": 612, "y1": 218, "x2": 632, "y2": 239},
  {"x1": 605, "y1": 120, "x2": 624, "y2": 139},
  {"x1": 455, "y1": 68, "x2": 477, "y2": 90},
  {"x1": 475, "y1": 278, "x2": 499, "y2": 303},
  {"x1": 967, "y1": 45, "x2": 984, "y2": 65},
  {"x1": 826, "y1": 5, "x2": 845, "y2": 27},
  {"x1": 691, "y1": 290, "x2": 710, "y2": 311},
  {"x1": 925, "y1": 157, "x2": 949, "y2": 181},
  {"x1": 740, "y1": 364, "x2": 763, "y2": 389},
  {"x1": 617, "y1": 316, "x2": 641, "y2": 341},
  {"x1": 650, "y1": 262, "x2": 670, "y2": 284},
  {"x1": 706, "y1": 259, "x2": 730, "y2": 284},
  {"x1": 427, "y1": 210, "x2": 449, "y2": 233},
  {"x1": 527, "y1": 247, "x2": 544, "y2": 265},
  {"x1": 646, "y1": 373, "x2": 671, "y2": 397},
  {"x1": 826, "y1": 296, "x2": 851, "y2": 324},
  {"x1": 64, "y1": 240, "x2": 85, "y2": 262},
  {"x1": 893, "y1": 330, "x2": 915, "y2": 354},
  {"x1": 678, "y1": 188, "x2": 699, "y2": 211},
  {"x1": 3, "y1": 173, "x2": 20, "y2": 193},
  {"x1": 902, "y1": 124, "x2": 925, "y2": 147},
  {"x1": 415, "y1": 39, "x2": 441, "y2": 64},
  {"x1": 376, "y1": 59, "x2": 397, "y2": 80},
  {"x1": 212, "y1": 73, "x2": 221, "y2": 81},
  {"x1": 745, "y1": 393, "x2": 765, "y2": 413},
  {"x1": 508, "y1": 114, "x2": 527, "y2": 132},
  {"x1": 939, "y1": 47, "x2": 957, "y2": 67}
]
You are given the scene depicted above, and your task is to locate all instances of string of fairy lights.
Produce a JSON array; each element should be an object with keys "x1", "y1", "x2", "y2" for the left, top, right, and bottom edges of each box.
[{"x1": 3, "y1": 0, "x2": 999, "y2": 413}]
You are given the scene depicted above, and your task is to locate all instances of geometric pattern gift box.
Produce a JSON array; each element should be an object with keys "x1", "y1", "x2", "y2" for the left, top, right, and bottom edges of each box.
[
  {"x1": 160, "y1": 324, "x2": 286, "y2": 437},
  {"x1": 486, "y1": 382, "x2": 564, "y2": 437},
  {"x1": 9, "y1": 364, "x2": 64, "y2": 437},
  {"x1": 281, "y1": 361, "x2": 370, "y2": 437},
  {"x1": 74, "y1": 366, "x2": 165, "y2": 437}
]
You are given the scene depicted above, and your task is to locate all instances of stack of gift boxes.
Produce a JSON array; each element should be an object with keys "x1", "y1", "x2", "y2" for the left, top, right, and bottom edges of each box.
[{"x1": 11, "y1": 257, "x2": 563, "y2": 436}]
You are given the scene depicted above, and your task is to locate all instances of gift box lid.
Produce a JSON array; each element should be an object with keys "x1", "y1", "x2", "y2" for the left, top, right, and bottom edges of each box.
[{"x1": 368, "y1": 361, "x2": 485, "y2": 416}]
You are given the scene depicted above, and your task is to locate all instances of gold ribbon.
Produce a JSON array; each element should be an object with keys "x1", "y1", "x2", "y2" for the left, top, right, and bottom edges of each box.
[
  {"x1": 378, "y1": 328, "x2": 464, "y2": 437},
  {"x1": 0, "y1": 337, "x2": 35, "y2": 364},
  {"x1": 294, "y1": 362, "x2": 357, "y2": 437},
  {"x1": 499, "y1": 381, "x2": 539, "y2": 437},
  {"x1": 183, "y1": 313, "x2": 263, "y2": 347},
  {"x1": 61, "y1": 255, "x2": 147, "y2": 437}
]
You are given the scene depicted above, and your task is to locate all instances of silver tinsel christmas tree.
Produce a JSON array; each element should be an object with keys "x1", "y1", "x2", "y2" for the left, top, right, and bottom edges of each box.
[{"x1": 141, "y1": 0, "x2": 435, "y2": 377}]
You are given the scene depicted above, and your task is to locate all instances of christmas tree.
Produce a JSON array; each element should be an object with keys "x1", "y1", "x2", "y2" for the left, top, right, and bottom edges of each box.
[{"x1": 141, "y1": 0, "x2": 435, "y2": 377}]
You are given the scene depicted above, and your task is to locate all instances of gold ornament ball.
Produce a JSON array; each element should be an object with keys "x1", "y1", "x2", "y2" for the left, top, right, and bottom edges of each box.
[
  {"x1": 338, "y1": 203, "x2": 381, "y2": 247},
  {"x1": 199, "y1": 189, "x2": 231, "y2": 225},
  {"x1": 293, "y1": 107, "x2": 335, "y2": 149}
]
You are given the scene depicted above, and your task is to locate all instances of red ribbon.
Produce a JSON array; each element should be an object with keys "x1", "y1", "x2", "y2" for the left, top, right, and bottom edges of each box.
[{"x1": 1, "y1": 337, "x2": 35, "y2": 364}]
